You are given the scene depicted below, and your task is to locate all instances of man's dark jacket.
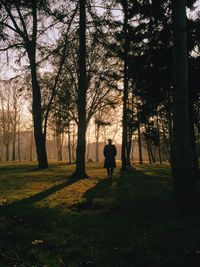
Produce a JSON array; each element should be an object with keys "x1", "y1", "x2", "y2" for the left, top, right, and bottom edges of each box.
[{"x1": 103, "y1": 144, "x2": 117, "y2": 168}]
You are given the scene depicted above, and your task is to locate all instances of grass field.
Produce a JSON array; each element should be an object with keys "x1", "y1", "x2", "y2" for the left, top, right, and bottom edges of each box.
[{"x1": 0, "y1": 161, "x2": 200, "y2": 267}]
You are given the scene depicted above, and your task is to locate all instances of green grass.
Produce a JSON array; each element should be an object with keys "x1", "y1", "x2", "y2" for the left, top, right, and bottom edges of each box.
[{"x1": 0, "y1": 161, "x2": 200, "y2": 267}]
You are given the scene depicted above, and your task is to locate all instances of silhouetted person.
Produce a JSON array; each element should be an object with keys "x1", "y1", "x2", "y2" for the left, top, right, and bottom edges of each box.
[{"x1": 103, "y1": 139, "x2": 117, "y2": 178}]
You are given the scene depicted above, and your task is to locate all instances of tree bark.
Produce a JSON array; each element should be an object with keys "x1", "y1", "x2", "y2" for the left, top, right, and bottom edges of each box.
[
  {"x1": 56, "y1": 133, "x2": 63, "y2": 161},
  {"x1": 172, "y1": 0, "x2": 196, "y2": 205},
  {"x1": 86, "y1": 124, "x2": 91, "y2": 161},
  {"x1": 189, "y1": 98, "x2": 200, "y2": 179},
  {"x1": 17, "y1": 129, "x2": 21, "y2": 162},
  {"x1": 95, "y1": 124, "x2": 100, "y2": 161},
  {"x1": 127, "y1": 139, "x2": 132, "y2": 166},
  {"x1": 72, "y1": 123, "x2": 76, "y2": 162},
  {"x1": 28, "y1": 57, "x2": 48, "y2": 169},
  {"x1": 72, "y1": 0, "x2": 88, "y2": 178},
  {"x1": 145, "y1": 123, "x2": 152, "y2": 164},
  {"x1": 12, "y1": 104, "x2": 17, "y2": 161},
  {"x1": 30, "y1": 130, "x2": 33, "y2": 161},
  {"x1": 137, "y1": 105, "x2": 143, "y2": 164},
  {"x1": 147, "y1": 120, "x2": 155, "y2": 163},
  {"x1": 5, "y1": 142, "x2": 9, "y2": 161},
  {"x1": 156, "y1": 114, "x2": 162, "y2": 164},
  {"x1": 121, "y1": 0, "x2": 129, "y2": 170},
  {"x1": 68, "y1": 125, "x2": 72, "y2": 164},
  {"x1": 26, "y1": 1, "x2": 48, "y2": 169}
]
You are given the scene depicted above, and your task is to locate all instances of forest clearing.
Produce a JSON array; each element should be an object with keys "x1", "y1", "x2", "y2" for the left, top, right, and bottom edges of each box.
[
  {"x1": 0, "y1": 0, "x2": 200, "y2": 266},
  {"x1": 1, "y1": 162, "x2": 200, "y2": 267}
]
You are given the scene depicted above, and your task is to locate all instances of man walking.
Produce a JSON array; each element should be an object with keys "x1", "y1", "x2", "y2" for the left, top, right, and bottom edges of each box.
[{"x1": 103, "y1": 139, "x2": 117, "y2": 178}]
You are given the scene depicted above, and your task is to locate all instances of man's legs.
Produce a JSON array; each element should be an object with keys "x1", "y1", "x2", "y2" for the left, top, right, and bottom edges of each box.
[
  {"x1": 106, "y1": 168, "x2": 114, "y2": 178},
  {"x1": 110, "y1": 168, "x2": 113, "y2": 177}
]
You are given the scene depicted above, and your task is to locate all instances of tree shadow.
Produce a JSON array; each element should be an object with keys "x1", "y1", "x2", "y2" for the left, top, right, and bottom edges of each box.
[
  {"x1": 0, "y1": 162, "x2": 72, "y2": 175},
  {"x1": 114, "y1": 166, "x2": 175, "y2": 215},
  {"x1": 83, "y1": 177, "x2": 113, "y2": 202},
  {"x1": 0, "y1": 166, "x2": 39, "y2": 175},
  {"x1": 0, "y1": 176, "x2": 80, "y2": 211},
  {"x1": 78, "y1": 166, "x2": 174, "y2": 215},
  {"x1": 69, "y1": 177, "x2": 113, "y2": 212}
]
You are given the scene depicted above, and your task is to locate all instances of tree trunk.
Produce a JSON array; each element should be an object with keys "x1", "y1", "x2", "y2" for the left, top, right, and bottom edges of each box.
[
  {"x1": 0, "y1": 133, "x2": 2, "y2": 161},
  {"x1": 68, "y1": 126, "x2": 72, "y2": 164},
  {"x1": 172, "y1": 0, "x2": 196, "y2": 205},
  {"x1": 72, "y1": 0, "x2": 88, "y2": 178},
  {"x1": 72, "y1": 123, "x2": 76, "y2": 162},
  {"x1": 56, "y1": 133, "x2": 63, "y2": 161},
  {"x1": 28, "y1": 49, "x2": 48, "y2": 169},
  {"x1": 157, "y1": 136, "x2": 162, "y2": 164},
  {"x1": 145, "y1": 123, "x2": 152, "y2": 164},
  {"x1": 147, "y1": 120, "x2": 155, "y2": 163},
  {"x1": 18, "y1": 131, "x2": 21, "y2": 162},
  {"x1": 15, "y1": 1, "x2": 49, "y2": 168},
  {"x1": 121, "y1": 0, "x2": 129, "y2": 170},
  {"x1": 30, "y1": 130, "x2": 33, "y2": 161},
  {"x1": 95, "y1": 124, "x2": 100, "y2": 161},
  {"x1": 5, "y1": 142, "x2": 9, "y2": 161},
  {"x1": 149, "y1": 141, "x2": 155, "y2": 163},
  {"x1": 189, "y1": 98, "x2": 200, "y2": 179},
  {"x1": 12, "y1": 107, "x2": 17, "y2": 161},
  {"x1": 86, "y1": 124, "x2": 91, "y2": 161},
  {"x1": 167, "y1": 95, "x2": 174, "y2": 167},
  {"x1": 156, "y1": 114, "x2": 162, "y2": 164},
  {"x1": 17, "y1": 118, "x2": 21, "y2": 162},
  {"x1": 12, "y1": 131, "x2": 16, "y2": 161},
  {"x1": 137, "y1": 105, "x2": 143, "y2": 164},
  {"x1": 127, "y1": 139, "x2": 132, "y2": 166}
]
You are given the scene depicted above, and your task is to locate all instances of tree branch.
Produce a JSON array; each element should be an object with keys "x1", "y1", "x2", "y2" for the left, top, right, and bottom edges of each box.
[
  {"x1": 13, "y1": 0, "x2": 29, "y2": 41},
  {"x1": 0, "y1": 43, "x2": 24, "y2": 51},
  {"x1": 43, "y1": 2, "x2": 79, "y2": 137},
  {"x1": 0, "y1": 0, "x2": 27, "y2": 41}
]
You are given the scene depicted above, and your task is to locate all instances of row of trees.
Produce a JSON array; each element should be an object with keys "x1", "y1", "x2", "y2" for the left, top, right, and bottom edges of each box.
[
  {"x1": 0, "y1": 0, "x2": 200, "y2": 205},
  {"x1": 0, "y1": 81, "x2": 168, "y2": 164},
  {"x1": 0, "y1": 78, "x2": 25, "y2": 161}
]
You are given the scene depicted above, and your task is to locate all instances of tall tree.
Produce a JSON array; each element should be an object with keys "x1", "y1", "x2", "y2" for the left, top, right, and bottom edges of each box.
[
  {"x1": 121, "y1": 0, "x2": 129, "y2": 170},
  {"x1": 0, "y1": 0, "x2": 48, "y2": 168},
  {"x1": 72, "y1": 0, "x2": 88, "y2": 178},
  {"x1": 172, "y1": 0, "x2": 196, "y2": 205}
]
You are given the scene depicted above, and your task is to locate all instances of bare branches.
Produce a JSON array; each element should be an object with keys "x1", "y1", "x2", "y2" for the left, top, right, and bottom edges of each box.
[
  {"x1": 0, "y1": 0, "x2": 28, "y2": 41},
  {"x1": 0, "y1": 43, "x2": 24, "y2": 51},
  {"x1": 13, "y1": 0, "x2": 29, "y2": 40},
  {"x1": 43, "y1": 1, "x2": 79, "y2": 137},
  {"x1": 0, "y1": 21, "x2": 19, "y2": 34}
]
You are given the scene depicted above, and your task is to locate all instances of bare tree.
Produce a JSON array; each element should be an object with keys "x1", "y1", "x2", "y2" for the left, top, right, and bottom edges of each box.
[{"x1": 0, "y1": 0, "x2": 78, "y2": 168}]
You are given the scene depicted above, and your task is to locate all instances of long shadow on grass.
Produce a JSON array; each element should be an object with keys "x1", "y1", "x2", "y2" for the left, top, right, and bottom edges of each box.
[
  {"x1": 0, "y1": 176, "x2": 79, "y2": 210},
  {"x1": 84, "y1": 177, "x2": 112, "y2": 202},
  {"x1": 0, "y1": 166, "x2": 39, "y2": 175},
  {"x1": 81, "y1": 166, "x2": 174, "y2": 215},
  {"x1": 117, "y1": 167, "x2": 176, "y2": 219},
  {"x1": 0, "y1": 162, "x2": 72, "y2": 175},
  {"x1": 69, "y1": 167, "x2": 181, "y2": 266},
  {"x1": 68, "y1": 177, "x2": 113, "y2": 211}
]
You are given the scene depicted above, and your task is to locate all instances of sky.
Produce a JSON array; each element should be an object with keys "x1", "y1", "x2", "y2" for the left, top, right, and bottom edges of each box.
[{"x1": 1, "y1": 0, "x2": 200, "y2": 80}]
